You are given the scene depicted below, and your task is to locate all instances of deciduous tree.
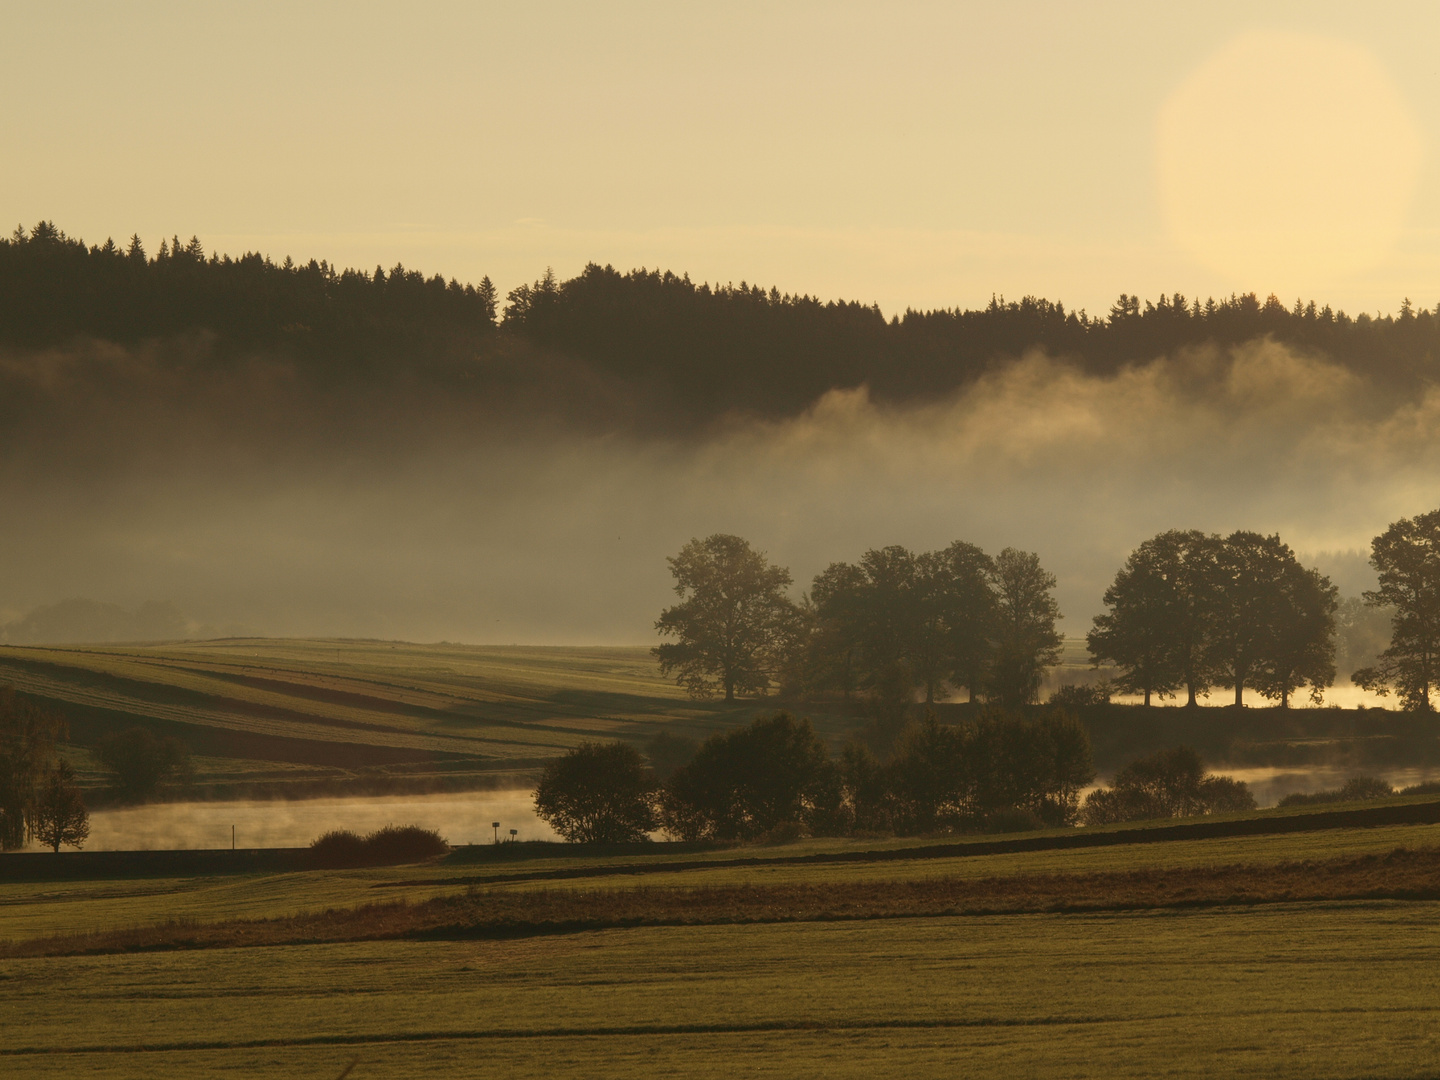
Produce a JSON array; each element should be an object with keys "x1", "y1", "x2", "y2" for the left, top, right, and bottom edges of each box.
[
  {"x1": 32, "y1": 760, "x2": 89, "y2": 852},
  {"x1": 1255, "y1": 561, "x2": 1338, "y2": 707},
  {"x1": 986, "y1": 548, "x2": 1062, "y2": 708},
  {"x1": 1209, "y1": 532, "x2": 1301, "y2": 707},
  {"x1": 0, "y1": 688, "x2": 67, "y2": 850},
  {"x1": 533, "y1": 742, "x2": 656, "y2": 844},
  {"x1": 659, "y1": 713, "x2": 839, "y2": 841},
  {"x1": 1088, "y1": 536, "x2": 1190, "y2": 705},
  {"x1": 654, "y1": 535, "x2": 797, "y2": 701},
  {"x1": 1353, "y1": 509, "x2": 1440, "y2": 711}
]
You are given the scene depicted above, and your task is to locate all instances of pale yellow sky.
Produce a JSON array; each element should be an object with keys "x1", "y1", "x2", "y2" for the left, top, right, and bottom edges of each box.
[{"x1": 3, "y1": 0, "x2": 1438, "y2": 317}]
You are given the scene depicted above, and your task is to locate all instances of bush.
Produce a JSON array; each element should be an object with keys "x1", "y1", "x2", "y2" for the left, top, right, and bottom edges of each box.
[
  {"x1": 309, "y1": 829, "x2": 368, "y2": 867},
  {"x1": 534, "y1": 741, "x2": 657, "y2": 843},
  {"x1": 308, "y1": 824, "x2": 448, "y2": 867},
  {"x1": 659, "y1": 713, "x2": 839, "y2": 841},
  {"x1": 882, "y1": 709, "x2": 1095, "y2": 835},
  {"x1": 1081, "y1": 747, "x2": 1254, "y2": 825},
  {"x1": 1049, "y1": 682, "x2": 1111, "y2": 708},
  {"x1": 1339, "y1": 776, "x2": 1393, "y2": 801},
  {"x1": 363, "y1": 824, "x2": 450, "y2": 863},
  {"x1": 1279, "y1": 775, "x2": 1394, "y2": 807},
  {"x1": 1198, "y1": 775, "x2": 1257, "y2": 814}
]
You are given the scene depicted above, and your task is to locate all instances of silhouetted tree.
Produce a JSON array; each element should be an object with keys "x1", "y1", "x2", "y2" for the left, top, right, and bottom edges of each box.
[
  {"x1": 0, "y1": 688, "x2": 67, "y2": 850},
  {"x1": 937, "y1": 541, "x2": 999, "y2": 703},
  {"x1": 986, "y1": 548, "x2": 1062, "y2": 707},
  {"x1": 32, "y1": 761, "x2": 89, "y2": 852},
  {"x1": 808, "y1": 541, "x2": 996, "y2": 712},
  {"x1": 96, "y1": 726, "x2": 191, "y2": 803},
  {"x1": 883, "y1": 709, "x2": 1092, "y2": 833},
  {"x1": 654, "y1": 535, "x2": 797, "y2": 701},
  {"x1": 1088, "y1": 536, "x2": 1190, "y2": 705},
  {"x1": 886, "y1": 715, "x2": 969, "y2": 834},
  {"x1": 1353, "y1": 508, "x2": 1440, "y2": 710},
  {"x1": 1254, "y1": 561, "x2": 1338, "y2": 707},
  {"x1": 965, "y1": 708, "x2": 1094, "y2": 827},
  {"x1": 658, "y1": 713, "x2": 839, "y2": 840},
  {"x1": 1209, "y1": 532, "x2": 1286, "y2": 706},
  {"x1": 838, "y1": 740, "x2": 892, "y2": 833},
  {"x1": 533, "y1": 742, "x2": 657, "y2": 843},
  {"x1": 805, "y1": 561, "x2": 870, "y2": 701}
]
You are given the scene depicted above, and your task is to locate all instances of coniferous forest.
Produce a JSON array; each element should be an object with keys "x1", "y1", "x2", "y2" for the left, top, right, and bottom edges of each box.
[{"x1": 3, "y1": 221, "x2": 1439, "y2": 426}]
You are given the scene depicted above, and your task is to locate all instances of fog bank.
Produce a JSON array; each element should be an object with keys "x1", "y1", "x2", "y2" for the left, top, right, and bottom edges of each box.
[{"x1": 2, "y1": 338, "x2": 1430, "y2": 643}]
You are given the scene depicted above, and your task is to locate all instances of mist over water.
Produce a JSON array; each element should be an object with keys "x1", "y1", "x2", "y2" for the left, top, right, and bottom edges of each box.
[
  {"x1": 21, "y1": 791, "x2": 554, "y2": 852},
  {"x1": 1, "y1": 337, "x2": 1432, "y2": 642}
]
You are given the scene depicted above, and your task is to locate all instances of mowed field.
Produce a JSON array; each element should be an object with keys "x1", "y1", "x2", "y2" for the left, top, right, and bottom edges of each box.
[
  {"x1": 0, "y1": 639, "x2": 771, "y2": 797},
  {"x1": 6, "y1": 806, "x2": 1440, "y2": 1078}
]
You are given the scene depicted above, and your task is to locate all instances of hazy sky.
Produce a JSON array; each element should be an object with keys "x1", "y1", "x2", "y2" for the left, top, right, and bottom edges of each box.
[
  {"x1": 3, "y1": 2, "x2": 1439, "y2": 666},
  {"x1": 4, "y1": 1, "x2": 1438, "y2": 316}
]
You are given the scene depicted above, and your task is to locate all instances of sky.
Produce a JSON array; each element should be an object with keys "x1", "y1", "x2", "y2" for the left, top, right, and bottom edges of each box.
[
  {"x1": 3, "y1": 1, "x2": 1439, "y2": 317},
  {"x1": 2, "y1": 1, "x2": 1439, "y2": 674}
]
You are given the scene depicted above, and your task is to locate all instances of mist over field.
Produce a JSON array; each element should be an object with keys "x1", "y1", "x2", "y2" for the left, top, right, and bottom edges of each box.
[{"x1": 0, "y1": 333, "x2": 1424, "y2": 645}]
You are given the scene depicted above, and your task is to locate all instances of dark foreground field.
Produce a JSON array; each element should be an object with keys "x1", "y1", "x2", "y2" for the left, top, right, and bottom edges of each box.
[{"x1": 5, "y1": 798, "x2": 1440, "y2": 1078}]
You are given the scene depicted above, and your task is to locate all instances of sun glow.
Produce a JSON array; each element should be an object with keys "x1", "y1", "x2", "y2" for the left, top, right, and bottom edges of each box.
[{"x1": 1156, "y1": 31, "x2": 1424, "y2": 292}]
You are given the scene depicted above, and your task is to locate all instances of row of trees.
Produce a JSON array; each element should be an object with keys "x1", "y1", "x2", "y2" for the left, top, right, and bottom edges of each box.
[
  {"x1": 534, "y1": 710, "x2": 1095, "y2": 843},
  {"x1": 1091, "y1": 509, "x2": 1440, "y2": 711},
  {"x1": 1088, "y1": 530, "x2": 1338, "y2": 708},
  {"x1": 503, "y1": 264, "x2": 1440, "y2": 418},
  {"x1": 8, "y1": 221, "x2": 1440, "y2": 427},
  {"x1": 655, "y1": 535, "x2": 1063, "y2": 711},
  {"x1": 0, "y1": 221, "x2": 498, "y2": 358},
  {"x1": 658, "y1": 508, "x2": 1440, "y2": 712}
]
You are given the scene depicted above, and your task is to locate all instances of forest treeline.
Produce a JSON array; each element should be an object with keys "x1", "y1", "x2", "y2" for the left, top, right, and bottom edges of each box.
[
  {"x1": 4, "y1": 221, "x2": 1439, "y2": 423},
  {"x1": 655, "y1": 507, "x2": 1440, "y2": 714}
]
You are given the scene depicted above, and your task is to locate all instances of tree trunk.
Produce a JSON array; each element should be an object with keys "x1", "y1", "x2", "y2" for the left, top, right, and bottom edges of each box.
[
  {"x1": 1186, "y1": 682, "x2": 1197, "y2": 707},
  {"x1": 1233, "y1": 679, "x2": 1243, "y2": 708},
  {"x1": 1143, "y1": 687, "x2": 1151, "y2": 707},
  {"x1": 724, "y1": 678, "x2": 734, "y2": 702}
]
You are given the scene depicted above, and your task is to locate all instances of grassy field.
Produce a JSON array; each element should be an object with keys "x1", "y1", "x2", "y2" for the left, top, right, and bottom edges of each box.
[
  {"x1": 4, "y1": 636, "x2": 1439, "y2": 803},
  {"x1": 5, "y1": 816, "x2": 1440, "y2": 1078},
  {"x1": 0, "y1": 639, "x2": 770, "y2": 798}
]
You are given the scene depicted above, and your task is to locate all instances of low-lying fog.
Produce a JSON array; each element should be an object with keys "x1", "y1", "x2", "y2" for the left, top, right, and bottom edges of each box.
[
  {"x1": 20, "y1": 791, "x2": 555, "y2": 852},
  {"x1": 2, "y1": 337, "x2": 1432, "y2": 643},
  {"x1": 24, "y1": 762, "x2": 1440, "y2": 851}
]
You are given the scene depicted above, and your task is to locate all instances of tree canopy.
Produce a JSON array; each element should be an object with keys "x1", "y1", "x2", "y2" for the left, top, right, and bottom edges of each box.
[
  {"x1": 1089, "y1": 530, "x2": 1335, "y2": 707},
  {"x1": 0, "y1": 688, "x2": 68, "y2": 850},
  {"x1": 654, "y1": 535, "x2": 797, "y2": 701},
  {"x1": 533, "y1": 741, "x2": 657, "y2": 844},
  {"x1": 1353, "y1": 508, "x2": 1440, "y2": 710}
]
